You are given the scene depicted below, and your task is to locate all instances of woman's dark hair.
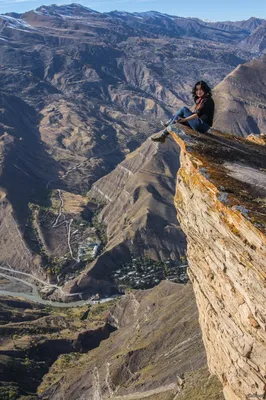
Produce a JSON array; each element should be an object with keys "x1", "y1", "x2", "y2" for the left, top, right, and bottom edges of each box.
[{"x1": 192, "y1": 81, "x2": 212, "y2": 100}]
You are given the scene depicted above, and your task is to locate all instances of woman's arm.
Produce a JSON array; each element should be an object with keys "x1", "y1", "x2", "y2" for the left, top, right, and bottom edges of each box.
[{"x1": 179, "y1": 113, "x2": 198, "y2": 122}]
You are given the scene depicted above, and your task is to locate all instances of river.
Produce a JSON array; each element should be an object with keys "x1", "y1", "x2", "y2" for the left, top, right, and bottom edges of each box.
[{"x1": 0, "y1": 266, "x2": 120, "y2": 308}]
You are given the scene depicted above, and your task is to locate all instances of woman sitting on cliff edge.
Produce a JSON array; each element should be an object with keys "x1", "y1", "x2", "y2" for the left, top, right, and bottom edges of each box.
[{"x1": 152, "y1": 80, "x2": 215, "y2": 143}]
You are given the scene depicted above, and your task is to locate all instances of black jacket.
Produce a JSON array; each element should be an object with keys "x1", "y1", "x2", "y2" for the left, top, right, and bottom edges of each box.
[{"x1": 195, "y1": 95, "x2": 215, "y2": 127}]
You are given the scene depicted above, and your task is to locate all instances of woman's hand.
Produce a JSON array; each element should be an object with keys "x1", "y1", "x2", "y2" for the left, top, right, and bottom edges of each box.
[{"x1": 175, "y1": 118, "x2": 186, "y2": 123}]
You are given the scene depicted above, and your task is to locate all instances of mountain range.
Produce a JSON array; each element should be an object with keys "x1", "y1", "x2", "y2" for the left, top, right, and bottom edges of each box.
[{"x1": 0, "y1": 3, "x2": 265, "y2": 298}]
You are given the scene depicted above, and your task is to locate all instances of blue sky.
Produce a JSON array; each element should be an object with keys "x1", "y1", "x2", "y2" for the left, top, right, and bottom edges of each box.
[{"x1": 0, "y1": 0, "x2": 265, "y2": 21}]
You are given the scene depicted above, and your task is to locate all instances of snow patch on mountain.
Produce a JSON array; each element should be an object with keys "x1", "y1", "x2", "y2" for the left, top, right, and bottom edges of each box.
[
  {"x1": 0, "y1": 15, "x2": 35, "y2": 31},
  {"x1": 35, "y1": 4, "x2": 99, "y2": 18}
]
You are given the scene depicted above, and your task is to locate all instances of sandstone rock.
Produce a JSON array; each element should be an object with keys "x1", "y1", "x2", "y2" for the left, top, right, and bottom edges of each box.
[
  {"x1": 247, "y1": 133, "x2": 266, "y2": 146},
  {"x1": 170, "y1": 124, "x2": 266, "y2": 400}
]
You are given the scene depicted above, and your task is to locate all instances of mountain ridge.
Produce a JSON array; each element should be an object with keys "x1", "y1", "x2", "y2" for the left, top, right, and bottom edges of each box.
[
  {"x1": 1, "y1": 5, "x2": 266, "y2": 47},
  {"x1": 0, "y1": 1, "x2": 264, "y2": 300}
]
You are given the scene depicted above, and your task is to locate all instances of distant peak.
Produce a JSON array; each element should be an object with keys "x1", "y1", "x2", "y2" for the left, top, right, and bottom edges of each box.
[
  {"x1": 247, "y1": 16, "x2": 262, "y2": 21},
  {"x1": 35, "y1": 3, "x2": 99, "y2": 17}
]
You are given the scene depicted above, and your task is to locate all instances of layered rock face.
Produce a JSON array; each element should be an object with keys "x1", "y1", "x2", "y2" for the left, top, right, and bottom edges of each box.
[{"x1": 171, "y1": 125, "x2": 266, "y2": 399}]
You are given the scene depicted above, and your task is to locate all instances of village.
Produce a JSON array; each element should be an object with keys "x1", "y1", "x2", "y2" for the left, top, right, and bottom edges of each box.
[{"x1": 112, "y1": 257, "x2": 188, "y2": 290}]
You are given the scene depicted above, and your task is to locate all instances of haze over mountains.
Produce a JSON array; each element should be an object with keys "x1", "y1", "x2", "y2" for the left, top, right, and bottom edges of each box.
[{"x1": 0, "y1": 3, "x2": 265, "y2": 298}]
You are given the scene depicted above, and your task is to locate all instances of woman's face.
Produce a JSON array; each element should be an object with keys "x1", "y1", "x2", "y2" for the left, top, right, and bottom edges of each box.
[{"x1": 196, "y1": 85, "x2": 205, "y2": 98}]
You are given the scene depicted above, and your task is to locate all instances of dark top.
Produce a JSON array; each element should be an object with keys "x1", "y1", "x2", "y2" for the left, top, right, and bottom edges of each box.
[{"x1": 195, "y1": 95, "x2": 215, "y2": 127}]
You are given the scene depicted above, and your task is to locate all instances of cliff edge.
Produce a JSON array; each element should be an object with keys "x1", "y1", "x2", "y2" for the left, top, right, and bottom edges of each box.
[{"x1": 169, "y1": 125, "x2": 266, "y2": 400}]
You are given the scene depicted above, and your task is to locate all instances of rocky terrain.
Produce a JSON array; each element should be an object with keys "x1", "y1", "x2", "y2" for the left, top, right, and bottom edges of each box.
[
  {"x1": 0, "y1": 283, "x2": 224, "y2": 400},
  {"x1": 0, "y1": 4, "x2": 265, "y2": 297},
  {"x1": 2, "y1": 122, "x2": 265, "y2": 399},
  {"x1": 38, "y1": 281, "x2": 223, "y2": 400},
  {"x1": 0, "y1": 295, "x2": 117, "y2": 399},
  {"x1": 0, "y1": 4, "x2": 265, "y2": 299},
  {"x1": 65, "y1": 136, "x2": 187, "y2": 296},
  {"x1": 0, "y1": 6, "x2": 266, "y2": 398},
  {"x1": 170, "y1": 124, "x2": 266, "y2": 399},
  {"x1": 213, "y1": 54, "x2": 266, "y2": 136}
]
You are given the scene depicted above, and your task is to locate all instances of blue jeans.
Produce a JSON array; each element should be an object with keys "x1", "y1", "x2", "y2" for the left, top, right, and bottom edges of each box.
[{"x1": 170, "y1": 106, "x2": 210, "y2": 133}]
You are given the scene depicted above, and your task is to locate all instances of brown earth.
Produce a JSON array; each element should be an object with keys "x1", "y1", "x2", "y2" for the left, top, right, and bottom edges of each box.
[
  {"x1": 213, "y1": 54, "x2": 266, "y2": 136},
  {"x1": 38, "y1": 281, "x2": 224, "y2": 400},
  {"x1": 0, "y1": 295, "x2": 117, "y2": 399}
]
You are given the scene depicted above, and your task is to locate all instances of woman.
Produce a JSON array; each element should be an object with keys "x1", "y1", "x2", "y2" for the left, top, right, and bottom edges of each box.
[{"x1": 152, "y1": 81, "x2": 215, "y2": 143}]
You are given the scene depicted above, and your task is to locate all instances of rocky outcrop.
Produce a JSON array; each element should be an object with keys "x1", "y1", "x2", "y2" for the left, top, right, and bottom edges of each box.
[
  {"x1": 171, "y1": 124, "x2": 266, "y2": 399},
  {"x1": 89, "y1": 136, "x2": 185, "y2": 261},
  {"x1": 239, "y1": 24, "x2": 266, "y2": 54}
]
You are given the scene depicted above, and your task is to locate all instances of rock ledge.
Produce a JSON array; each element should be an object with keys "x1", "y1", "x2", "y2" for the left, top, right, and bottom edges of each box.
[{"x1": 170, "y1": 125, "x2": 266, "y2": 400}]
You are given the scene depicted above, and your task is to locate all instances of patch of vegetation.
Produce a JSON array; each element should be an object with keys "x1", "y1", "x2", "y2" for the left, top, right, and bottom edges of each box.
[
  {"x1": 91, "y1": 211, "x2": 107, "y2": 245},
  {"x1": 56, "y1": 352, "x2": 82, "y2": 368},
  {"x1": 88, "y1": 300, "x2": 118, "y2": 320},
  {"x1": 71, "y1": 217, "x2": 90, "y2": 233},
  {"x1": 25, "y1": 194, "x2": 108, "y2": 280},
  {"x1": 0, "y1": 383, "x2": 19, "y2": 400},
  {"x1": 24, "y1": 203, "x2": 49, "y2": 265},
  {"x1": 177, "y1": 367, "x2": 224, "y2": 400},
  {"x1": 84, "y1": 196, "x2": 107, "y2": 246}
]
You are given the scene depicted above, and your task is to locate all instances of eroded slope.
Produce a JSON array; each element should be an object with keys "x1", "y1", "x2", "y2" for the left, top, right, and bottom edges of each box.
[
  {"x1": 38, "y1": 281, "x2": 224, "y2": 400},
  {"x1": 66, "y1": 137, "x2": 187, "y2": 297}
]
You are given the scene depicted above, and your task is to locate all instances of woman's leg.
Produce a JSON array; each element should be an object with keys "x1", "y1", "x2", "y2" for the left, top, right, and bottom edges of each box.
[
  {"x1": 176, "y1": 108, "x2": 210, "y2": 133},
  {"x1": 152, "y1": 107, "x2": 210, "y2": 143},
  {"x1": 187, "y1": 118, "x2": 210, "y2": 133},
  {"x1": 169, "y1": 106, "x2": 192, "y2": 124}
]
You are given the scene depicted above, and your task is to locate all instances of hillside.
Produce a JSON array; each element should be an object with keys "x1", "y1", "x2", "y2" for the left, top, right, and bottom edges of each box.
[
  {"x1": 213, "y1": 54, "x2": 266, "y2": 136},
  {"x1": 0, "y1": 4, "x2": 260, "y2": 298}
]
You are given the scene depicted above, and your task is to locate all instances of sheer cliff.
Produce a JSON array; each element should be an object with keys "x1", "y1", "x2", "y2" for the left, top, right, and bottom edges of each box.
[{"x1": 170, "y1": 124, "x2": 266, "y2": 400}]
